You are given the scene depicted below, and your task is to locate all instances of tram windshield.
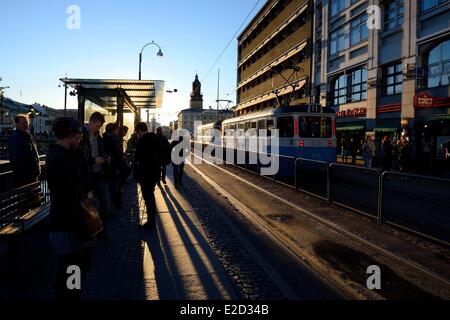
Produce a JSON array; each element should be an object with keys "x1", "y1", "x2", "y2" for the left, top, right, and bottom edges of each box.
[
  {"x1": 277, "y1": 116, "x2": 294, "y2": 138},
  {"x1": 299, "y1": 116, "x2": 333, "y2": 138}
]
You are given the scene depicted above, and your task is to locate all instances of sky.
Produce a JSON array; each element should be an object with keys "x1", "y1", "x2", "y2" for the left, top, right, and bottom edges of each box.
[{"x1": 0, "y1": 0, "x2": 265, "y2": 125}]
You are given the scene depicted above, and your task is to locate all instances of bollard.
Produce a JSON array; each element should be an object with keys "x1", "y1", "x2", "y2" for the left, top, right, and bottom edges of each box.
[
  {"x1": 327, "y1": 163, "x2": 333, "y2": 204},
  {"x1": 377, "y1": 171, "x2": 386, "y2": 225}
]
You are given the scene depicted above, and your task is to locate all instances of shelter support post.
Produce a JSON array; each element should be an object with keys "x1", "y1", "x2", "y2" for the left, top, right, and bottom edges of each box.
[{"x1": 77, "y1": 93, "x2": 85, "y2": 123}]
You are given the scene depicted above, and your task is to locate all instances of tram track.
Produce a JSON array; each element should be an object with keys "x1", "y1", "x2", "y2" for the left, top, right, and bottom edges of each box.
[{"x1": 187, "y1": 153, "x2": 450, "y2": 299}]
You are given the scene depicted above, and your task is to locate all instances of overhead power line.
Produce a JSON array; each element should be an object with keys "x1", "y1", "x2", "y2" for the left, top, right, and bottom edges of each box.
[{"x1": 201, "y1": 0, "x2": 262, "y2": 84}]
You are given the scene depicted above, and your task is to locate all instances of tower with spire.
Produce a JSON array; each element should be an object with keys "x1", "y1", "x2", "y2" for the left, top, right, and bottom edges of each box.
[{"x1": 189, "y1": 74, "x2": 203, "y2": 110}]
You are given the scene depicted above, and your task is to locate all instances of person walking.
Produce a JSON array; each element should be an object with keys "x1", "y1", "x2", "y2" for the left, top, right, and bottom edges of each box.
[
  {"x1": 349, "y1": 137, "x2": 358, "y2": 165},
  {"x1": 134, "y1": 122, "x2": 162, "y2": 229},
  {"x1": 46, "y1": 117, "x2": 92, "y2": 301},
  {"x1": 381, "y1": 135, "x2": 393, "y2": 171},
  {"x1": 362, "y1": 136, "x2": 376, "y2": 168},
  {"x1": 103, "y1": 123, "x2": 122, "y2": 210},
  {"x1": 342, "y1": 137, "x2": 350, "y2": 164},
  {"x1": 156, "y1": 127, "x2": 171, "y2": 185},
  {"x1": 7, "y1": 114, "x2": 40, "y2": 188},
  {"x1": 171, "y1": 136, "x2": 186, "y2": 187},
  {"x1": 399, "y1": 137, "x2": 411, "y2": 172}
]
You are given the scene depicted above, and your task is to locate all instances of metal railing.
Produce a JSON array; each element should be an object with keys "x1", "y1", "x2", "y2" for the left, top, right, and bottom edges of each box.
[
  {"x1": 0, "y1": 155, "x2": 49, "y2": 204},
  {"x1": 196, "y1": 143, "x2": 449, "y2": 245}
]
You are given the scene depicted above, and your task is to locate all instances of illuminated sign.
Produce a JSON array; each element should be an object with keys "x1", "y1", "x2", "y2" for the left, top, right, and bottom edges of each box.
[
  {"x1": 414, "y1": 92, "x2": 433, "y2": 108},
  {"x1": 336, "y1": 108, "x2": 367, "y2": 118}
]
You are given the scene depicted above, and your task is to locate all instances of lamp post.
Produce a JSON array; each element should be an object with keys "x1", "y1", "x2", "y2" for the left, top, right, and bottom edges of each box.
[
  {"x1": 139, "y1": 41, "x2": 163, "y2": 130},
  {"x1": 58, "y1": 78, "x2": 68, "y2": 115},
  {"x1": 28, "y1": 106, "x2": 40, "y2": 134},
  {"x1": 138, "y1": 41, "x2": 163, "y2": 81},
  {"x1": 0, "y1": 86, "x2": 10, "y2": 128}
]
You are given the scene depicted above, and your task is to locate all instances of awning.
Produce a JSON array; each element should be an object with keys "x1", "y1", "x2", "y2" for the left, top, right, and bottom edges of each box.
[
  {"x1": 426, "y1": 114, "x2": 450, "y2": 121},
  {"x1": 61, "y1": 78, "x2": 165, "y2": 114},
  {"x1": 374, "y1": 118, "x2": 400, "y2": 132},
  {"x1": 336, "y1": 124, "x2": 365, "y2": 132}
]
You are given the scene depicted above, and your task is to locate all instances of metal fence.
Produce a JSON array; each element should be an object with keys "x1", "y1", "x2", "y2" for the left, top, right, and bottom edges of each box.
[
  {"x1": 381, "y1": 172, "x2": 450, "y2": 243},
  {"x1": 329, "y1": 164, "x2": 380, "y2": 218},
  {"x1": 295, "y1": 158, "x2": 329, "y2": 199},
  {"x1": 198, "y1": 143, "x2": 449, "y2": 245}
]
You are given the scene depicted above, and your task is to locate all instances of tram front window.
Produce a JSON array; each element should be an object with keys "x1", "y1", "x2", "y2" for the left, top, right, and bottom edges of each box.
[
  {"x1": 299, "y1": 116, "x2": 332, "y2": 138},
  {"x1": 277, "y1": 117, "x2": 294, "y2": 138}
]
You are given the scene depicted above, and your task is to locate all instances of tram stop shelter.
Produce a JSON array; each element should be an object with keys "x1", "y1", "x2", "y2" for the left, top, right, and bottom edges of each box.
[{"x1": 60, "y1": 78, "x2": 165, "y2": 127}]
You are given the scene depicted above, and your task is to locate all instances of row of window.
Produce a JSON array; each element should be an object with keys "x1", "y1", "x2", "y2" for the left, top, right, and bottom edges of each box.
[
  {"x1": 331, "y1": 63, "x2": 404, "y2": 106},
  {"x1": 240, "y1": 49, "x2": 308, "y2": 94},
  {"x1": 223, "y1": 116, "x2": 332, "y2": 138},
  {"x1": 421, "y1": 0, "x2": 449, "y2": 12},
  {"x1": 330, "y1": 13, "x2": 368, "y2": 55},
  {"x1": 332, "y1": 68, "x2": 368, "y2": 106},
  {"x1": 428, "y1": 39, "x2": 450, "y2": 88},
  {"x1": 329, "y1": 0, "x2": 402, "y2": 34},
  {"x1": 240, "y1": 10, "x2": 309, "y2": 73},
  {"x1": 330, "y1": 38, "x2": 450, "y2": 106},
  {"x1": 241, "y1": 0, "x2": 293, "y2": 51}
]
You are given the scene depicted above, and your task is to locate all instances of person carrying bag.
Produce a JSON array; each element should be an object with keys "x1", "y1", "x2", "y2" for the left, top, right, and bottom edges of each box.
[{"x1": 46, "y1": 117, "x2": 97, "y2": 301}]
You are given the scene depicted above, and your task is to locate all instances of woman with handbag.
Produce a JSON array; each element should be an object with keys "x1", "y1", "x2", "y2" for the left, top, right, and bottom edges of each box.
[{"x1": 46, "y1": 117, "x2": 100, "y2": 300}]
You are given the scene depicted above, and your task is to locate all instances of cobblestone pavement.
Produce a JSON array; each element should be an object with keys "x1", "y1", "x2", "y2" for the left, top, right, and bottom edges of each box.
[
  {"x1": 175, "y1": 168, "x2": 286, "y2": 300},
  {"x1": 0, "y1": 165, "x2": 290, "y2": 300}
]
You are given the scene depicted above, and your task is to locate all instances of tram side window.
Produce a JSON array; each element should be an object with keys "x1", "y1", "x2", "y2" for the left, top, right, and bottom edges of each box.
[
  {"x1": 267, "y1": 119, "x2": 274, "y2": 136},
  {"x1": 277, "y1": 117, "x2": 294, "y2": 138},
  {"x1": 299, "y1": 116, "x2": 332, "y2": 138},
  {"x1": 258, "y1": 119, "x2": 266, "y2": 136}
]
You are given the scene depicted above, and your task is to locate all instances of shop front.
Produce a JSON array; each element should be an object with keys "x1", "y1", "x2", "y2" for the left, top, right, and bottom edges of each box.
[
  {"x1": 414, "y1": 92, "x2": 450, "y2": 175},
  {"x1": 335, "y1": 108, "x2": 367, "y2": 158}
]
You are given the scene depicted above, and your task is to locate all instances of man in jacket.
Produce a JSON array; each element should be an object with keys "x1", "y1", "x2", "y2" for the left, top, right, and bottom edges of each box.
[
  {"x1": 134, "y1": 122, "x2": 162, "y2": 229},
  {"x1": 7, "y1": 114, "x2": 41, "y2": 188},
  {"x1": 78, "y1": 112, "x2": 111, "y2": 218}
]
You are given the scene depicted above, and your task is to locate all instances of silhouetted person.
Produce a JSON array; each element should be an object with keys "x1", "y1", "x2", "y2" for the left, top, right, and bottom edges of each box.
[
  {"x1": 46, "y1": 117, "x2": 91, "y2": 301},
  {"x1": 8, "y1": 114, "x2": 40, "y2": 188},
  {"x1": 349, "y1": 137, "x2": 358, "y2": 165},
  {"x1": 134, "y1": 122, "x2": 162, "y2": 229},
  {"x1": 156, "y1": 127, "x2": 171, "y2": 185},
  {"x1": 78, "y1": 112, "x2": 111, "y2": 217},
  {"x1": 103, "y1": 123, "x2": 122, "y2": 210},
  {"x1": 171, "y1": 136, "x2": 186, "y2": 187},
  {"x1": 381, "y1": 135, "x2": 393, "y2": 171}
]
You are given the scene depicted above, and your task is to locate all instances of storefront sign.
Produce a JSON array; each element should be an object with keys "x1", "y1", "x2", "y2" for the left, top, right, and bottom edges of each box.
[
  {"x1": 414, "y1": 92, "x2": 434, "y2": 108},
  {"x1": 336, "y1": 108, "x2": 367, "y2": 118}
]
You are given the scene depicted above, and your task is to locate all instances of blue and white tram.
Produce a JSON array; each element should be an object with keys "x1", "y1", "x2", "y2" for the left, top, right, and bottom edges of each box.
[
  {"x1": 196, "y1": 121, "x2": 222, "y2": 146},
  {"x1": 221, "y1": 104, "x2": 337, "y2": 163}
]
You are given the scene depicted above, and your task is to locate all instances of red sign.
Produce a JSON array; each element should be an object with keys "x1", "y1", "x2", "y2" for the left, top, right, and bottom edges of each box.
[
  {"x1": 336, "y1": 108, "x2": 367, "y2": 118},
  {"x1": 414, "y1": 92, "x2": 434, "y2": 108}
]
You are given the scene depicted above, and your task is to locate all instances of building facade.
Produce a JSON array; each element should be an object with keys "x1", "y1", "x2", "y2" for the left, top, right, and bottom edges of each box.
[
  {"x1": 236, "y1": 0, "x2": 313, "y2": 116},
  {"x1": 312, "y1": 0, "x2": 450, "y2": 171}
]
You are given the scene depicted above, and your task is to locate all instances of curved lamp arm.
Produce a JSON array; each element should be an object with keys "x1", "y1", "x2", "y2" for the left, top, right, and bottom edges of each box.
[{"x1": 139, "y1": 41, "x2": 163, "y2": 80}]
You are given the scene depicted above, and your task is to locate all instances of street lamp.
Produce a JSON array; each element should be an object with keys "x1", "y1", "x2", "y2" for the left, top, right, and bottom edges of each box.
[
  {"x1": 58, "y1": 77, "x2": 68, "y2": 115},
  {"x1": 28, "y1": 107, "x2": 40, "y2": 134},
  {"x1": 138, "y1": 41, "x2": 163, "y2": 80},
  {"x1": 0, "y1": 86, "x2": 10, "y2": 126}
]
